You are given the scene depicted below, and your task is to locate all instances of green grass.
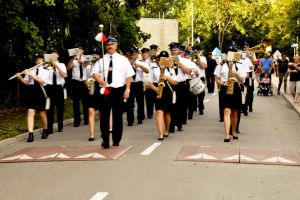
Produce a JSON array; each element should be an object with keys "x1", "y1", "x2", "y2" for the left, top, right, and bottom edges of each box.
[{"x1": 0, "y1": 99, "x2": 74, "y2": 141}]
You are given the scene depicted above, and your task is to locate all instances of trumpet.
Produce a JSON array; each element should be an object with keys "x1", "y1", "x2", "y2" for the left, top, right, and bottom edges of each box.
[
  {"x1": 191, "y1": 55, "x2": 199, "y2": 63},
  {"x1": 150, "y1": 55, "x2": 159, "y2": 62}
]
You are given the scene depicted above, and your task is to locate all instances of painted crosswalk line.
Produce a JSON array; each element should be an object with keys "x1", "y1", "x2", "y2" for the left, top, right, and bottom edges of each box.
[{"x1": 141, "y1": 142, "x2": 161, "y2": 155}]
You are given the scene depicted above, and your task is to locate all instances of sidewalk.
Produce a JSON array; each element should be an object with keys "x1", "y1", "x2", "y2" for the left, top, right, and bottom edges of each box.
[{"x1": 271, "y1": 74, "x2": 300, "y2": 117}]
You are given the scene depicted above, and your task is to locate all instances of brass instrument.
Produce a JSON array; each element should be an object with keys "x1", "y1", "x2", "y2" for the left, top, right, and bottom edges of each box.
[
  {"x1": 249, "y1": 37, "x2": 272, "y2": 54},
  {"x1": 226, "y1": 62, "x2": 235, "y2": 95},
  {"x1": 156, "y1": 66, "x2": 166, "y2": 99},
  {"x1": 87, "y1": 78, "x2": 95, "y2": 95},
  {"x1": 150, "y1": 55, "x2": 159, "y2": 62},
  {"x1": 191, "y1": 55, "x2": 199, "y2": 63}
]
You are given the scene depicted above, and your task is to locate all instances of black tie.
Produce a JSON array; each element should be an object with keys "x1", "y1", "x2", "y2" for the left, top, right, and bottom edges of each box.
[
  {"x1": 132, "y1": 66, "x2": 136, "y2": 81},
  {"x1": 53, "y1": 69, "x2": 57, "y2": 86},
  {"x1": 79, "y1": 64, "x2": 83, "y2": 79},
  {"x1": 107, "y1": 56, "x2": 113, "y2": 84}
]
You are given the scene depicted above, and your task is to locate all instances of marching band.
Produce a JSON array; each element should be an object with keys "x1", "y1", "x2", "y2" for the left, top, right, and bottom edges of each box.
[{"x1": 12, "y1": 34, "x2": 261, "y2": 147}]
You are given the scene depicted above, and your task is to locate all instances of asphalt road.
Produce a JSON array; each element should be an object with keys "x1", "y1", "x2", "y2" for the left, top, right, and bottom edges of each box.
[{"x1": 1, "y1": 86, "x2": 300, "y2": 200}]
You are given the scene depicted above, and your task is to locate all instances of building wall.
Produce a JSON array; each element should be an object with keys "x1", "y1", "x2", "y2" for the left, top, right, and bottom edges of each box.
[{"x1": 137, "y1": 18, "x2": 178, "y2": 52}]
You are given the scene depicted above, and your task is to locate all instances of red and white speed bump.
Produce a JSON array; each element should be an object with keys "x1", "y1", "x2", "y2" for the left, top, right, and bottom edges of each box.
[
  {"x1": 0, "y1": 145, "x2": 132, "y2": 163},
  {"x1": 240, "y1": 148, "x2": 300, "y2": 166},
  {"x1": 175, "y1": 146, "x2": 240, "y2": 163}
]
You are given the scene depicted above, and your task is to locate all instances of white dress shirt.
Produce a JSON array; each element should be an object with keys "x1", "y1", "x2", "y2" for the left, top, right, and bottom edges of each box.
[
  {"x1": 92, "y1": 53, "x2": 135, "y2": 88},
  {"x1": 24, "y1": 65, "x2": 49, "y2": 86},
  {"x1": 149, "y1": 63, "x2": 177, "y2": 83},
  {"x1": 214, "y1": 62, "x2": 247, "y2": 82},
  {"x1": 46, "y1": 62, "x2": 67, "y2": 86},
  {"x1": 176, "y1": 56, "x2": 188, "y2": 82},
  {"x1": 133, "y1": 59, "x2": 149, "y2": 82},
  {"x1": 71, "y1": 57, "x2": 87, "y2": 81}
]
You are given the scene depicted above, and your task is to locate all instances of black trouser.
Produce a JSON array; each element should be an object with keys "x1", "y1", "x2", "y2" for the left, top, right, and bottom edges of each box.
[
  {"x1": 218, "y1": 86, "x2": 224, "y2": 121},
  {"x1": 278, "y1": 72, "x2": 288, "y2": 93},
  {"x1": 145, "y1": 88, "x2": 156, "y2": 118},
  {"x1": 71, "y1": 80, "x2": 89, "y2": 125},
  {"x1": 244, "y1": 84, "x2": 254, "y2": 113},
  {"x1": 45, "y1": 85, "x2": 64, "y2": 133},
  {"x1": 100, "y1": 86, "x2": 125, "y2": 145},
  {"x1": 170, "y1": 81, "x2": 186, "y2": 131},
  {"x1": 197, "y1": 77, "x2": 206, "y2": 113},
  {"x1": 186, "y1": 80, "x2": 197, "y2": 118},
  {"x1": 206, "y1": 73, "x2": 215, "y2": 93},
  {"x1": 127, "y1": 82, "x2": 145, "y2": 124}
]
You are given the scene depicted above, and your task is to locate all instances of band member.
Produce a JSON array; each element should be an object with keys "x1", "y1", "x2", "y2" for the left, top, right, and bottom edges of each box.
[
  {"x1": 168, "y1": 42, "x2": 192, "y2": 133},
  {"x1": 45, "y1": 48, "x2": 67, "y2": 134},
  {"x1": 149, "y1": 44, "x2": 159, "y2": 56},
  {"x1": 86, "y1": 48, "x2": 102, "y2": 141},
  {"x1": 92, "y1": 36, "x2": 135, "y2": 148},
  {"x1": 183, "y1": 50, "x2": 199, "y2": 119},
  {"x1": 192, "y1": 45, "x2": 207, "y2": 115},
  {"x1": 67, "y1": 45, "x2": 89, "y2": 127},
  {"x1": 206, "y1": 52, "x2": 217, "y2": 93},
  {"x1": 142, "y1": 48, "x2": 156, "y2": 119},
  {"x1": 17, "y1": 53, "x2": 49, "y2": 142},
  {"x1": 214, "y1": 50, "x2": 247, "y2": 142},
  {"x1": 149, "y1": 51, "x2": 177, "y2": 140},
  {"x1": 241, "y1": 45, "x2": 254, "y2": 115},
  {"x1": 127, "y1": 47, "x2": 149, "y2": 125}
]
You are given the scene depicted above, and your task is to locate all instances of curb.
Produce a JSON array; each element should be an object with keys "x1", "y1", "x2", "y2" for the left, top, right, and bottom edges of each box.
[
  {"x1": 0, "y1": 118, "x2": 74, "y2": 147},
  {"x1": 272, "y1": 83, "x2": 300, "y2": 117}
]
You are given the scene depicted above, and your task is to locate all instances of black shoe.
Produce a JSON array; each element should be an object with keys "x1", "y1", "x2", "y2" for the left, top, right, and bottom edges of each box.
[
  {"x1": 199, "y1": 110, "x2": 204, "y2": 115},
  {"x1": 233, "y1": 135, "x2": 239, "y2": 140},
  {"x1": 127, "y1": 123, "x2": 133, "y2": 126},
  {"x1": 88, "y1": 137, "x2": 95, "y2": 141},
  {"x1": 27, "y1": 133, "x2": 34, "y2": 143},
  {"x1": 73, "y1": 123, "x2": 80, "y2": 127},
  {"x1": 138, "y1": 120, "x2": 143, "y2": 124},
  {"x1": 47, "y1": 130, "x2": 53, "y2": 135},
  {"x1": 244, "y1": 113, "x2": 248, "y2": 116},
  {"x1": 101, "y1": 142, "x2": 109, "y2": 149},
  {"x1": 169, "y1": 128, "x2": 175, "y2": 133},
  {"x1": 236, "y1": 130, "x2": 240, "y2": 133},
  {"x1": 182, "y1": 121, "x2": 187, "y2": 125},
  {"x1": 219, "y1": 119, "x2": 224, "y2": 122},
  {"x1": 249, "y1": 108, "x2": 253, "y2": 112},
  {"x1": 41, "y1": 133, "x2": 48, "y2": 139},
  {"x1": 58, "y1": 128, "x2": 63, "y2": 132},
  {"x1": 158, "y1": 137, "x2": 164, "y2": 141},
  {"x1": 84, "y1": 121, "x2": 89, "y2": 125},
  {"x1": 188, "y1": 115, "x2": 193, "y2": 120},
  {"x1": 177, "y1": 126, "x2": 183, "y2": 131},
  {"x1": 113, "y1": 143, "x2": 119, "y2": 146},
  {"x1": 148, "y1": 115, "x2": 152, "y2": 119},
  {"x1": 224, "y1": 138, "x2": 231, "y2": 142}
]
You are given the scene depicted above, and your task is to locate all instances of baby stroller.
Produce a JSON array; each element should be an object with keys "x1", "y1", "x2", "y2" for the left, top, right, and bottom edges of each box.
[{"x1": 257, "y1": 72, "x2": 273, "y2": 96}]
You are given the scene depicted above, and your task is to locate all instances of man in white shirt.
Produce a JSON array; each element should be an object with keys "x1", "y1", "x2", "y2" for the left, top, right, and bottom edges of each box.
[
  {"x1": 92, "y1": 36, "x2": 135, "y2": 148},
  {"x1": 45, "y1": 47, "x2": 67, "y2": 134},
  {"x1": 127, "y1": 47, "x2": 149, "y2": 125},
  {"x1": 66, "y1": 45, "x2": 89, "y2": 127},
  {"x1": 168, "y1": 42, "x2": 192, "y2": 133}
]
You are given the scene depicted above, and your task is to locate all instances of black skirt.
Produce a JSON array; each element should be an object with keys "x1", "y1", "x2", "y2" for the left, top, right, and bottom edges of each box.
[
  {"x1": 87, "y1": 82, "x2": 102, "y2": 110},
  {"x1": 154, "y1": 82, "x2": 173, "y2": 112},
  {"x1": 219, "y1": 82, "x2": 242, "y2": 110},
  {"x1": 26, "y1": 84, "x2": 46, "y2": 111}
]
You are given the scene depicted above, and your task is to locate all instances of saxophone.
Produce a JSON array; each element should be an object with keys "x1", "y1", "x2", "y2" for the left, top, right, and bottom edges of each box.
[
  {"x1": 226, "y1": 62, "x2": 235, "y2": 95},
  {"x1": 156, "y1": 66, "x2": 165, "y2": 99},
  {"x1": 87, "y1": 78, "x2": 95, "y2": 95}
]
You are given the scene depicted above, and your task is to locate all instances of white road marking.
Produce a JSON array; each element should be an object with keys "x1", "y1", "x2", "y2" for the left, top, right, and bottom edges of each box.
[
  {"x1": 89, "y1": 192, "x2": 109, "y2": 200},
  {"x1": 141, "y1": 142, "x2": 161, "y2": 155},
  {"x1": 75, "y1": 153, "x2": 95, "y2": 159},
  {"x1": 2, "y1": 154, "x2": 24, "y2": 161},
  {"x1": 38, "y1": 153, "x2": 59, "y2": 159},
  {"x1": 56, "y1": 153, "x2": 70, "y2": 159},
  {"x1": 92, "y1": 153, "x2": 106, "y2": 159},
  {"x1": 240, "y1": 155, "x2": 257, "y2": 162},
  {"x1": 204, "y1": 99, "x2": 210, "y2": 104},
  {"x1": 19, "y1": 154, "x2": 33, "y2": 160},
  {"x1": 186, "y1": 153, "x2": 217, "y2": 160},
  {"x1": 222, "y1": 155, "x2": 239, "y2": 161},
  {"x1": 263, "y1": 157, "x2": 296, "y2": 164}
]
